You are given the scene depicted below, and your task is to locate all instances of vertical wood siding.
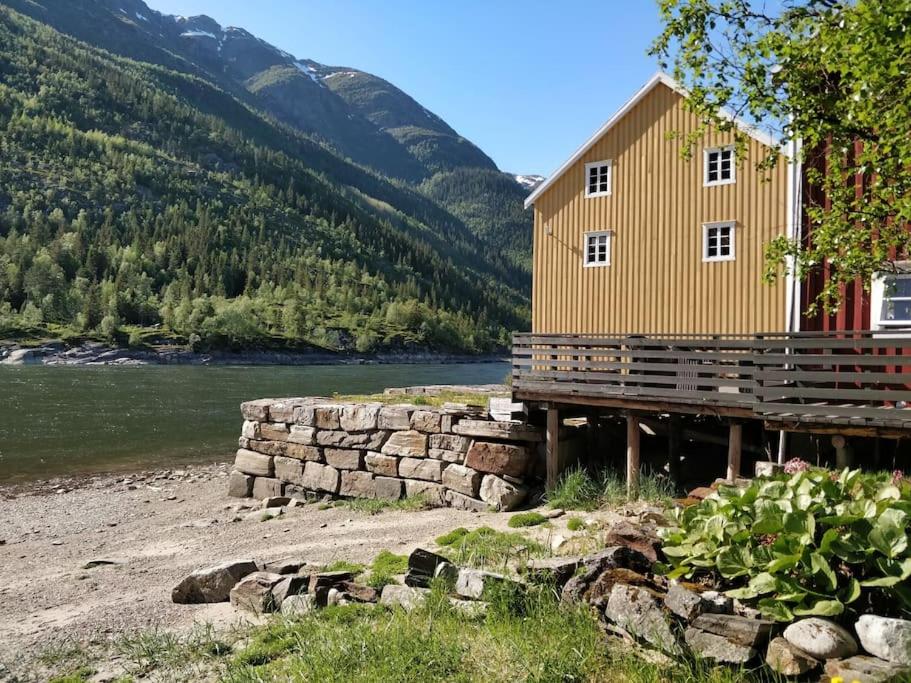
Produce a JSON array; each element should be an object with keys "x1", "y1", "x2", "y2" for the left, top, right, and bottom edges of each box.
[{"x1": 532, "y1": 83, "x2": 788, "y2": 335}]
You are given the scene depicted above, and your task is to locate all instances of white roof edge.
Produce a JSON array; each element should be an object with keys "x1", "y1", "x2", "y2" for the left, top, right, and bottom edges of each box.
[{"x1": 524, "y1": 71, "x2": 787, "y2": 209}]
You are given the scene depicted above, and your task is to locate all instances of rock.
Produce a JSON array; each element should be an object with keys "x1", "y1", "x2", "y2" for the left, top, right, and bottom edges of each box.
[
  {"x1": 542, "y1": 508, "x2": 564, "y2": 519},
  {"x1": 252, "y1": 477, "x2": 284, "y2": 499},
  {"x1": 281, "y1": 594, "x2": 317, "y2": 617},
  {"x1": 664, "y1": 581, "x2": 704, "y2": 622},
  {"x1": 404, "y1": 480, "x2": 447, "y2": 507},
  {"x1": 339, "y1": 470, "x2": 376, "y2": 498},
  {"x1": 82, "y1": 559, "x2": 119, "y2": 569},
  {"x1": 429, "y1": 434, "x2": 471, "y2": 453},
  {"x1": 455, "y1": 569, "x2": 521, "y2": 600},
  {"x1": 605, "y1": 584, "x2": 679, "y2": 654},
  {"x1": 241, "y1": 399, "x2": 272, "y2": 421},
  {"x1": 825, "y1": 655, "x2": 911, "y2": 683},
  {"x1": 699, "y1": 591, "x2": 733, "y2": 614},
  {"x1": 453, "y1": 420, "x2": 543, "y2": 442},
  {"x1": 754, "y1": 460, "x2": 784, "y2": 477},
  {"x1": 262, "y1": 496, "x2": 291, "y2": 509},
  {"x1": 685, "y1": 627, "x2": 756, "y2": 663},
  {"x1": 309, "y1": 570, "x2": 357, "y2": 593},
  {"x1": 602, "y1": 520, "x2": 661, "y2": 563},
  {"x1": 783, "y1": 617, "x2": 858, "y2": 660},
  {"x1": 429, "y1": 449, "x2": 465, "y2": 464},
  {"x1": 374, "y1": 476, "x2": 404, "y2": 501},
  {"x1": 450, "y1": 598, "x2": 488, "y2": 618},
  {"x1": 246, "y1": 507, "x2": 283, "y2": 521},
  {"x1": 687, "y1": 486, "x2": 715, "y2": 500},
  {"x1": 262, "y1": 558, "x2": 305, "y2": 575},
  {"x1": 302, "y1": 462, "x2": 340, "y2": 494},
  {"x1": 442, "y1": 464, "x2": 482, "y2": 497},
  {"x1": 273, "y1": 456, "x2": 305, "y2": 486},
  {"x1": 227, "y1": 470, "x2": 254, "y2": 498},
  {"x1": 229, "y1": 571, "x2": 285, "y2": 612},
  {"x1": 561, "y1": 546, "x2": 653, "y2": 603},
  {"x1": 242, "y1": 420, "x2": 261, "y2": 439},
  {"x1": 325, "y1": 448, "x2": 364, "y2": 471},
  {"x1": 377, "y1": 405, "x2": 416, "y2": 430},
  {"x1": 381, "y1": 430, "x2": 428, "y2": 458},
  {"x1": 765, "y1": 636, "x2": 819, "y2": 676},
  {"x1": 404, "y1": 548, "x2": 449, "y2": 588},
  {"x1": 856, "y1": 615, "x2": 911, "y2": 665},
  {"x1": 340, "y1": 403, "x2": 381, "y2": 432},
  {"x1": 287, "y1": 425, "x2": 316, "y2": 445},
  {"x1": 398, "y1": 457, "x2": 444, "y2": 482},
  {"x1": 693, "y1": 613, "x2": 774, "y2": 649},
  {"x1": 314, "y1": 405, "x2": 342, "y2": 430},
  {"x1": 317, "y1": 430, "x2": 387, "y2": 450},
  {"x1": 173, "y1": 560, "x2": 259, "y2": 603},
  {"x1": 337, "y1": 581, "x2": 379, "y2": 603},
  {"x1": 464, "y1": 442, "x2": 531, "y2": 478},
  {"x1": 521, "y1": 557, "x2": 581, "y2": 589},
  {"x1": 268, "y1": 399, "x2": 310, "y2": 423},
  {"x1": 260, "y1": 423, "x2": 289, "y2": 442},
  {"x1": 434, "y1": 561, "x2": 459, "y2": 587},
  {"x1": 584, "y1": 568, "x2": 651, "y2": 608},
  {"x1": 234, "y1": 449, "x2": 273, "y2": 477},
  {"x1": 478, "y1": 474, "x2": 527, "y2": 511},
  {"x1": 410, "y1": 410, "x2": 442, "y2": 433},
  {"x1": 248, "y1": 440, "x2": 289, "y2": 457},
  {"x1": 445, "y1": 490, "x2": 488, "y2": 512},
  {"x1": 365, "y1": 452, "x2": 398, "y2": 477},
  {"x1": 271, "y1": 575, "x2": 309, "y2": 608},
  {"x1": 380, "y1": 584, "x2": 428, "y2": 611}
]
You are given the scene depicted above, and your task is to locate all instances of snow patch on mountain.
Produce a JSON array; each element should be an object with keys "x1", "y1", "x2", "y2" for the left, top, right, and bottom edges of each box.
[
  {"x1": 294, "y1": 62, "x2": 324, "y2": 87},
  {"x1": 180, "y1": 30, "x2": 217, "y2": 39},
  {"x1": 513, "y1": 174, "x2": 545, "y2": 191}
]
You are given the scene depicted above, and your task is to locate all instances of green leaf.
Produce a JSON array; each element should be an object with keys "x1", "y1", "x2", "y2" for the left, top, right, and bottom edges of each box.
[
  {"x1": 840, "y1": 578, "x2": 861, "y2": 604},
  {"x1": 793, "y1": 599, "x2": 844, "y2": 617},
  {"x1": 810, "y1": 552, "x2": 838, "y2": 591},
  {"x1": 725, "y1": 572, "x2": 778, "y2": 600},
  {"x1": 716, "y1": 545, "x2": 752, "y2": 579},
  {"x1": 758, "y1": 598, "x2": 794, "y2": 622},
  {"x1": 869, "y1": 508, "x2": 909, "y2": 559},
  {"x1": 766, "y1": 553, "x2": 801, "y2": 574}
]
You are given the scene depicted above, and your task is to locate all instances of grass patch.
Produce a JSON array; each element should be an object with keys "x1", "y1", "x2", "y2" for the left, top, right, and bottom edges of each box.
[
  {"x1": 48, "y1": 667, "x2": 96, "y2": 683},
  {"x1": 506, "y1": 511, "x2": 548, "y2": 528},
  {"x1": 340, "y1": 495, "x2": 433, "y2": 515},
  {"x1": 332, "y1": 390, "x2": 504, "y2": 408},
  {"x1": 113, "y1": 624, "x2": 230, "y2": 678},
  {"x1": 547, "y1": 466, "x2": 675, "y2": 511},
  {"x1": 365, "y1": 550, "x2": 408, "y2": 589},
  {"x1": 566, "y1": 516, "x2": 586, "y2": 532},
  {"x1": 322, "y1": 560, "x2": 366, "y2": 574},
  {"x1": 435, "y1": 526, "x2": 547, "y2": 571}
]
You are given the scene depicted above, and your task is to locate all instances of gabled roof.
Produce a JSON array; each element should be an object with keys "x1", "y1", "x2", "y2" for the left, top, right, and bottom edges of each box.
[{"x1": 524, "y1": 71, "x2": 784, "y2": 209}]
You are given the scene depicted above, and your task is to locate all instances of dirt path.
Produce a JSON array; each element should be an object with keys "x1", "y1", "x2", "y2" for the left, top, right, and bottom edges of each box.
[{"x1": 0, "y1": 463, "x2": 514, "y2": 678}]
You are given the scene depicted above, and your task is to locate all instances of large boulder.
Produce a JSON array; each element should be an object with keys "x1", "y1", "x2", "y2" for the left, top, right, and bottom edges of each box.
[
  {"x1": 172, "y1": 560, "x2": 258, "y2": 603},
  {"x1": 229, "y1": 571, "x2": 285, "y2": 612},
  {"x1": 856, "y1": 615, "x2": 911, "y2": 665},
  {"x1": 765, "y1": 636, "x2": 820, "y2": 676},
  {"x1": 478, "y1": 475, "x2": 526, "y2": 511},
  {"x1": 464, "y1": 442, "x2": 530, "y2": 478},
  {"x1": 783, "y1": 617, "x2": 858, "y2": 660},
  {"x1": 685, "y1": 627, "x2": 756, "y2": 664},
  {"x1": 605, "y1": 584, "x2": 679, "y2": 655}
]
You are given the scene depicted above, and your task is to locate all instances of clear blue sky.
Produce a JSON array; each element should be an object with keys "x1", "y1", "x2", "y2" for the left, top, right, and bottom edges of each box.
[{"x1": 145, "y1": 1, "x2": 664, "y2": 176}]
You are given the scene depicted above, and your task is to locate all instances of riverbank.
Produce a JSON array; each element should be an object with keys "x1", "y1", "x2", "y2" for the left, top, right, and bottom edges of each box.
[
  {"x1": 0, "y1": 462, "x2": 517, "y2": 679},
  {"x1": 0, "y1": 341, "x2": 508, "y2": 367}
]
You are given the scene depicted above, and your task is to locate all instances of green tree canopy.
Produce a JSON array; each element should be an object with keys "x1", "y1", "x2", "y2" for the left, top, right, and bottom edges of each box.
[{"x1": 652, "y1": 0, "x2": 911, "y2": 313}]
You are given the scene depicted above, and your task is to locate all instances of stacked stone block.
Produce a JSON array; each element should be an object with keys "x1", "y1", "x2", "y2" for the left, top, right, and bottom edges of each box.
[{"x1": 230, "y1": 398, "x2": 542, "y2": 511}]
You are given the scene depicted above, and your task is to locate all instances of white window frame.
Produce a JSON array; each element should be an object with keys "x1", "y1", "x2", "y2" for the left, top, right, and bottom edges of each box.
[
  {"x1": 584, "y1": 160, "x2": 612, "y2": 198},
  {"x1": 871, "y1": 264, "x2": 911, "y2": 330},
  {"x1": 704, "y1": 145, "x2": 736, "y2": 187},
  {"x1": 583, "y1": 230, "x2": 612, "y2": 268},
  {"x1": 702, "y1": 221, "x2": 736, "y2": 262}
]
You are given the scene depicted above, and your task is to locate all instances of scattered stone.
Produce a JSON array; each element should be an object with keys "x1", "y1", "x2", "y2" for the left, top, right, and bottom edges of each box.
[
  {"x1": 309, "y1": 570, "x2": 357, "y2": 593},
  {"x1": 271, "y1": 575, "x2": 309, "y2": 608},
  {"x1": 783, "y1": 617, "x2": 858, "y2": 660},
  {"x1": 450, "y1": 597, "x2": 488, "y2": 617},
  {"x1": 693, "y1": 613, "x2": 774, "y2": 649},
  {"x1": 82, "y1": 559, "x2": 119, "y2": 569},
  {"x1": 685, "y1": 627, "x2": 756, "y2": 663},
  {"x1": 584, "y1": 568, "x2": 651, "y2": 608},
  {"x1": 665, "y1": 581, "x2": 704, "y2": 622},
  {"x1": 379, "y1": 584, "x2": 429, "y2": 611},
  {"x1": 521, "y1": 557, "x2": 581, "y2": 589},
  {"x1": 252, "y1": 477, "x2": 284, "y2": 499},
  {"x1": 754, "y1": 461, "x2": 784, "y2": 477},
  {"x1": 229, "y1": 572, "x2": 285, "y2": 612},
  {"x1": 398, "y1": 457, "x2": 444, "y2": 482},
  {"x1": 765, "y1": 636, "x2": 819, "y2": 676},
  {"x1": 434, "y1": 561, "x2": 459, "y2": 587},
  {"x1": 602, "y1": 520, "x2": 661, "y2": 563},
  {"x1": 247, "y1": 507, "x2": 283, "y2": 522},
  {"x1": 455, "y1": 569, "x2": 521, "y2": 600},
  {"x1": 227, "y1": 471, "x2": 254, "y2": 498},
  {"x1": 172, "y1": 560, "x2": 258, "y2": 604},
  {"x1": 699, "y1": 591, "x2": 733, "y2": 614},
  {"x1": 464, "y1": 441, "x2": 531, "y2": 478},
  {"x1": 281, "y1": 594, "x2": 317, "y2": 617},
  {"x1": 445, "y1": 490, "x2": 489, "y2": 512},
  {"x1": 364, "y1": 452, "x2": 398, "y2": 477},
  {"x1": 856, "y1": 615, "x2": 911, "y2": 665},
  {"x1": 478, "y1": 474, "x2": 527, "y2": 511},
  {"x1": 337, "y1": 581, "x2": 379, "y2": 603},
  {"x1": 261, "y1": 496, "x2": 291, "y2": 509},
  {"x1": 561, "y1": 546, "x2": 652, "y2": 604},
  {"x1": 824, "y1": 655, "x2": 911, "y2": 683},
  {"x1": 381, "y1": 430, "x2": 428, "y2": 458},
  {"x1": 262, "y1": 558, "x2": 305, "y2": 575},
  {"x1": 542, "y1": 508, "x2": 564, "y2": 519},
  {"x1": 442, "y1": 464, "x2": 482, "y2": 497},
  {"x1": 605, "y1": 584, "x2": 679, "y2": 654},
  {"x1": 234, "y1": 449, "x2": 273, "y2": 477}
]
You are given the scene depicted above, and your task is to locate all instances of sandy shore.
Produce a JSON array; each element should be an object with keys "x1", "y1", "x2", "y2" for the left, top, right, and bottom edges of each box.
[{"x1": 0, "y1": 463, "x2": 514, "y2": 679}]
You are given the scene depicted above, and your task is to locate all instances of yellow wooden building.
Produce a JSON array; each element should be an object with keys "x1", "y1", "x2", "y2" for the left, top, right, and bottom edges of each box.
[{"x1": 524, "y1": 72, "x2": 793, "y2": 336}]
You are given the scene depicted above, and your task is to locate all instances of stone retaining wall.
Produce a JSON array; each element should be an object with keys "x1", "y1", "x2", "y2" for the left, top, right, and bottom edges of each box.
[{"x1": 229, "y1": 398, "x2": 543, "y2": 511}]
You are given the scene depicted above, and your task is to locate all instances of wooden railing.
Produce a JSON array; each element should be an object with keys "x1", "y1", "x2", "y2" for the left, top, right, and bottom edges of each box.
[{"x1": 512, "y1": 332, "x2": 911, "y2": 430}]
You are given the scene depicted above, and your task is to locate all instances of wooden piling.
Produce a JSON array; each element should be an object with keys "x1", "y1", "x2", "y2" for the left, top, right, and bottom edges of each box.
[
  {"x1": 546, "y1": 407, "x2": 561, "y2": 491},
  {"x1": 727, "y1": 422, "x2": 743, "y2": 481},
  {"x1": 627, "y1": 413, "x2": 640, "y2": 498}
]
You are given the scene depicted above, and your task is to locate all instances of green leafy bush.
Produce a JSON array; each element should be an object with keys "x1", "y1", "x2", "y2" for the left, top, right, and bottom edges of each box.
[{"x1": 658, "y1": 468, "x2": 911, "y2": 621}]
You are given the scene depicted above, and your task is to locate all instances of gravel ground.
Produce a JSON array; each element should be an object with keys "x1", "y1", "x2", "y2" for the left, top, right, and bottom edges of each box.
[{"x1": 0, "y1": 463, "x2": 514, "y2": 679}]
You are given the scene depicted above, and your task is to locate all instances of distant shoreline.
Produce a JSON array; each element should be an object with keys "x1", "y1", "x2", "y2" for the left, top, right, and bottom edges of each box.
[{"x1": 0, "y1": 341, "x2": 509, "y2": 367}]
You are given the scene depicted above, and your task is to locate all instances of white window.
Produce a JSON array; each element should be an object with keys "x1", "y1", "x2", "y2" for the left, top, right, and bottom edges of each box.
[
  {"x1": 584, "y1": 160, "x2": 612, "y2": 198},
  {"x1": 584, "y1": 231, "x2": 611, "y2": 267},
  {"x1": 872, "y1": 266, "x2": 911, "y2": 329},
  {"x1": 702, "y1": 221, "x2": 735, "y2": 262},
  {"x1": 704, "y1": 146, "x2": 735, "y2": 186}
]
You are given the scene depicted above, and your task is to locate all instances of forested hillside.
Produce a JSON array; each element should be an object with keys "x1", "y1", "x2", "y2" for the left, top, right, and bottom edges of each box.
[{"x1": 0, "y1": 6, "x2": 530, "y2": 353}]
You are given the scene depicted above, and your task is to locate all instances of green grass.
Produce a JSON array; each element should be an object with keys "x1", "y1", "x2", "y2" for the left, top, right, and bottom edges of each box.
[
  {"x1": 322, "y1": 560, "x2": 366, "y2": 574},
  {"x1": 435, "y1": 526, "x2": 547, "y2": 572},
  {"x1": 113, "y1": 624, "x2": 230, "y2": 678},
  {"x1": 506, "y1": 511, "x2": 548, "y2": 528},
  {"x1": 340, "y1": 495, "x2": 434, "y2": 515},
  {"x1": 566, "y1": 516, "x2": 586, "y2": 532},
  {"x1": 365, "y1": 550, "x2": 409, "y2": 589},
  {"x1": 547, "y1": 466, "x2": 675, "y2": 511},
  {"x1": 48, "y1": 667, "x2": 96, "y2": 683},
  {"x1": 332, "y1": 390, "x2": 504, "y2": 408}
]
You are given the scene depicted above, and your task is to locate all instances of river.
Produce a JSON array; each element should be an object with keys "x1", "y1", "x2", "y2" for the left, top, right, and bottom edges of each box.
[{"x1": 0, "y1": 362, "x2": 509, "y2": 483}]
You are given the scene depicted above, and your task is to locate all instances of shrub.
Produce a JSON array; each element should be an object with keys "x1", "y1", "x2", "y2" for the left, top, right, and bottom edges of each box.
[
  {"x1": 566, "y1": 516, "x2": 585, "y2": 532},
  {"x1": 507, "y1": 512, "x2": 547, "y2": 528},
  {"x1": 547, "y1": 466, "x2": 674, "y2": 511},
  {"x1": 658, "y1": 468, "x2": 911, "y2": 621}
]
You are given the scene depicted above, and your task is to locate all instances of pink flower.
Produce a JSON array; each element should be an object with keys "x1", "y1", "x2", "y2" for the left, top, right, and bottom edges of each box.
[
  {"x1": 892, "y1": 470, "x2": 905, "y2": 486},
  {"x1": 784, "y1": 458, "x2": 811, "y2": 474}
]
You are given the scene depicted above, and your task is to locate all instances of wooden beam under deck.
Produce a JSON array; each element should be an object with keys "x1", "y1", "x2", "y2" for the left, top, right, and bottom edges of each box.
[
  {"x1": 764, "y1": 421, "x2": 910, "y2": 440},
  {"x1": 513, "y1": 391, "x2": 756, "y2": 420}
]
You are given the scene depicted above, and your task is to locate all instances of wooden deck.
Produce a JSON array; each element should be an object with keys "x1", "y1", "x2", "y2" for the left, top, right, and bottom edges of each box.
[{"x1": 512, "y1": 332, "x2": 911, "y2": 436}]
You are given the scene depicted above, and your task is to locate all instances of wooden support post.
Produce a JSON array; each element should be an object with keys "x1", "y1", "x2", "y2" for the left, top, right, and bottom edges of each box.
[
  {"x1": 667, "y1": 414, "x2": 681, "y2": 492},
  {"x1": 727, "y1": 422, "x2": 743, "y2": 481},
  {"x1": 627, "y1": 413, "x2": 640, "y2": 499},
  {"x1": 546, "y1": 407, "x2": 561, "y2": 491}
]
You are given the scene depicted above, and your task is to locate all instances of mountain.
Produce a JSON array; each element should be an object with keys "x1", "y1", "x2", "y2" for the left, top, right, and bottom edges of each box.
[
  {"x1": 513, "y1": 175, "x2": 546, "y2": 191},
  {"x1": 0, "y1": 3, "x2": 531, "y2": 354}
]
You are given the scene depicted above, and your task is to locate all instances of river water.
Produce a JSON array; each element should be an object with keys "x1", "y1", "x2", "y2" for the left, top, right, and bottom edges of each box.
[{"x1": 0, "y1": 363, "x2": 509, "y2": 483}]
